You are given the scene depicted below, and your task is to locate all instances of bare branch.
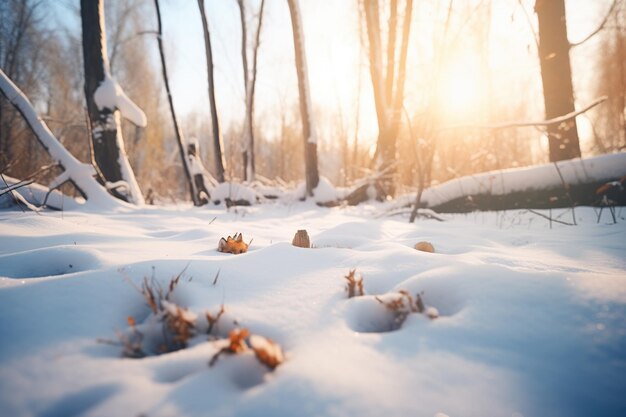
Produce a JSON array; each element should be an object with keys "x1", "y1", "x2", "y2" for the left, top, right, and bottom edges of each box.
[
  {"x1": 527, "y1": 209, "x2": 574, "y2": 226},
  {"x1": 440, "y1": 96, "x2": 608, "y2": 131},
  {"x1": 0, "y1": 179, "x2": 34, "y2": 197},
  {"x1": 47, "y1": 171, "x2": 70, "y2": 191},
  {"x1": 569, "y1": 0, "x2": 619, "y2": 48},
  {"x1": 517, "y1": 0, "x2": 540, "y2": 51}
]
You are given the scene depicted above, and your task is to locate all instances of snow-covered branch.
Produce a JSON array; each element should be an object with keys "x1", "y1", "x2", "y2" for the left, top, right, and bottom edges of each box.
[
  {"x1": 0, "y1": 69, "x2": 123, "y2": 210},
  {"x1": 94, "y1": 74, "x2": 147, "y2": 127}
]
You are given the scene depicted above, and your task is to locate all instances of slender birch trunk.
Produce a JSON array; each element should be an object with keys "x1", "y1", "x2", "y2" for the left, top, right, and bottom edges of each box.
[
  {"x1": 197, "y1": 0, "x2": 226, "y2": 183},
  {"x1": 287, "y1": 0, "x2": 319, "y2": 197},
  {"x1": 154, "y1": 0, "x2": 204, "y2": 206}
]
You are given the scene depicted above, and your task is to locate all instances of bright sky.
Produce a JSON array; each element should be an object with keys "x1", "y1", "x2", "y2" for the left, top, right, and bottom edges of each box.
[
  {"x1": 50, "y1": 0, "x2": 615, "y2": 148},
  {"x1": 159, "y1": 0, "x2": 613, "y2": 147}
]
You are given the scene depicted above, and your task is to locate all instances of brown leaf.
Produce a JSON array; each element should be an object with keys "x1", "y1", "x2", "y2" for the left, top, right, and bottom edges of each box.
[
  {"x1": 218, "y1": 233, "x2": 249, "y2": 254},
  {"x1": 206, "y1": 304, "x2": 225, "y2": 335},
  {"x1": 249, "y1": 335, "x2": 284, "y2": 369},
  {"x1": 344, "y1": 269, "x2": 364, "y2": 298},
  {"x1": 227, "y1": 328, "x2": 250, "y2": 353}
]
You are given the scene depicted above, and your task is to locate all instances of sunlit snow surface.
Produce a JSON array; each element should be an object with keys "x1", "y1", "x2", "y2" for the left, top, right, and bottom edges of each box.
[{"x1": 0, "y1": 203, "x2": 625, "y2": 417}]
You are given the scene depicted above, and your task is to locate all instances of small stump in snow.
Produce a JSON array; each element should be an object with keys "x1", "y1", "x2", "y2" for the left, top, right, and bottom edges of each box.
[
  {"x1": 292, "y1": 230, "x2": 311, "y2": 248},
  {"x1": 415, "y1": 241, "x2": 435, "y2": 253}
]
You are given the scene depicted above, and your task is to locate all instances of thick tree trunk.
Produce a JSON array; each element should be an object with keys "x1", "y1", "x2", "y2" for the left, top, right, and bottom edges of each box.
[
  {"x1": 197, "y1": 0, "x2": 226, "y2": 183},
  {"x1": 535, "y1": 0, "x2": 581, "y2": 162},
  {"x1": 363, "y1": 0, "x2": 387, "y2": 151},
  {"x1": 362, "y1": 0, "x2": 412, "y2": 198},
  {"x1": 287, "y1": 0, "x2": 319, "y2": 197},
  {"x1": 154, "y1": 0, "x2": 203, "y2": 206},
  {"x1": 385, "y1": 0, "x2": 412, "y2": 195},
  {"x1": 80, "y1": 0, "x2": 143, "y2": 204}
]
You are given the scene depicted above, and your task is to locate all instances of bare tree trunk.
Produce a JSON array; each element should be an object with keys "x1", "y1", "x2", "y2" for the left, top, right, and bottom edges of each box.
[
  {"x1": 535, "y1": 0, "x2": 581, "y2": 161},
  {"x1": 237, "y1": 0, "x2": 265, "y2": 182},
  {"x1": 385, "y1": 0, "x2": 398, "y2": 107},
  {"x1": 236, "y1": 0, "x2": 249, "y2": 181},
  {"x1": 363, "y1": 0, "x2": 387, "y2": 154},
  {"x1": 247, "y1": 0, "x2": 265, "y2": 182},
  {"x1": 287, "y1": 0, "x2": 319, "y2": 197},
  {"x1": 80, "y1": 0, "x2": 144, "y2": 204},
  {"x1": 154, "y1": 0, "x2": 202, "y2": 206},
  {"x1": 387, "y1": 0, "x2": 412, "y2": 157},
  {"x1": 362, "y1": 0, "x2": 413, "y2": 198},
  {"x1": 197, "y1": 0, "x2": 226, "y2": 183}
]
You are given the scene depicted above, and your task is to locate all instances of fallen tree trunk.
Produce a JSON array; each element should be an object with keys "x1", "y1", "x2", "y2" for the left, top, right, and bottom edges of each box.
[{"x1": 413, "y1": 153, "x2": 626, "y2": 213}]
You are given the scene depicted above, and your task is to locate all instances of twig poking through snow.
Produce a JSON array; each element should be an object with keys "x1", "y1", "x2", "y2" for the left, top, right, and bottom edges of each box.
[
  {"x1": 344, "y1": 269, "x2": 364, "y2": 298},
  {"x1": 212, "y1": 269, "x2": 221, "y2": 286}
]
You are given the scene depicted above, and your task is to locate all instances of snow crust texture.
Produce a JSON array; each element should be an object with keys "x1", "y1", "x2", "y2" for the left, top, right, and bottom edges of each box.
[{"x1": 0, "y1": 204, "x2": 625, "y2": 417}]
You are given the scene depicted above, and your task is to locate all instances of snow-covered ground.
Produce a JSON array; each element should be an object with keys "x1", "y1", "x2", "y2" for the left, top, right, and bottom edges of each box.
[{"x1": 0, "y1": 203, "x2": 625, "y2": 417}]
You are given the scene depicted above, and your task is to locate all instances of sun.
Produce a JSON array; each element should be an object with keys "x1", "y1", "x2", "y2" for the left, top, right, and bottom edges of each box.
[{"x1": 438, "y1": 51, "x2": 483, "y2": 119}]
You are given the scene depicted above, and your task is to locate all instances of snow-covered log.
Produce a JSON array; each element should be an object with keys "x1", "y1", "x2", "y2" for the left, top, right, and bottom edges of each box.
[
  {"x1": 418, "y1": 153, "x2": 626, "y2": 212},
  {"x1": 0, "y1": 69, "x2": 123, "y2": 210}
]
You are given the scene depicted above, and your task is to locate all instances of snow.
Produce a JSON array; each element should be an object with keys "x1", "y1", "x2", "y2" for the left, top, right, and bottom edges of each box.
[
  {"x1": 94, "y1": 73, "x2": 147, "y2": 127},
  {"x1": 210, "y1": 182, "x2": 259, "y2": 205},
  {"x1": 294, "y1": 176, "x2": 349, "y2": 203},
  {"x1": 187, "y1": 137, "x2": 206, "y2": 177},
  {"x1": 113, "y1": 111, "x2": 145, "y2": 206},
  {"x1": 413, "y1": 152, "x2": 626, "y2": 208},
  {"x1": 1, "y1": 202, "x2": 625, "y2": 417}
]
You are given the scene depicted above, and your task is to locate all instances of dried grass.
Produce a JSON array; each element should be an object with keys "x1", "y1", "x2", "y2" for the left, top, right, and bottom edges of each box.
[
  {"x1": 206, "y1": 304, "x2": 225, "y2": 337},
  {"x1": 375, "y1": 290, "x2": 433, "y2": 328},
  {"x1": 344, "y1": 269, "x2": 364, "y2": 298}
]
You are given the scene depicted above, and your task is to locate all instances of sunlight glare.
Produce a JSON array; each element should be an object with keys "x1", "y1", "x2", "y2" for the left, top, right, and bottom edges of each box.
[{"x1": 438, "y1": 51, "x2": 482, "y2": 119}]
